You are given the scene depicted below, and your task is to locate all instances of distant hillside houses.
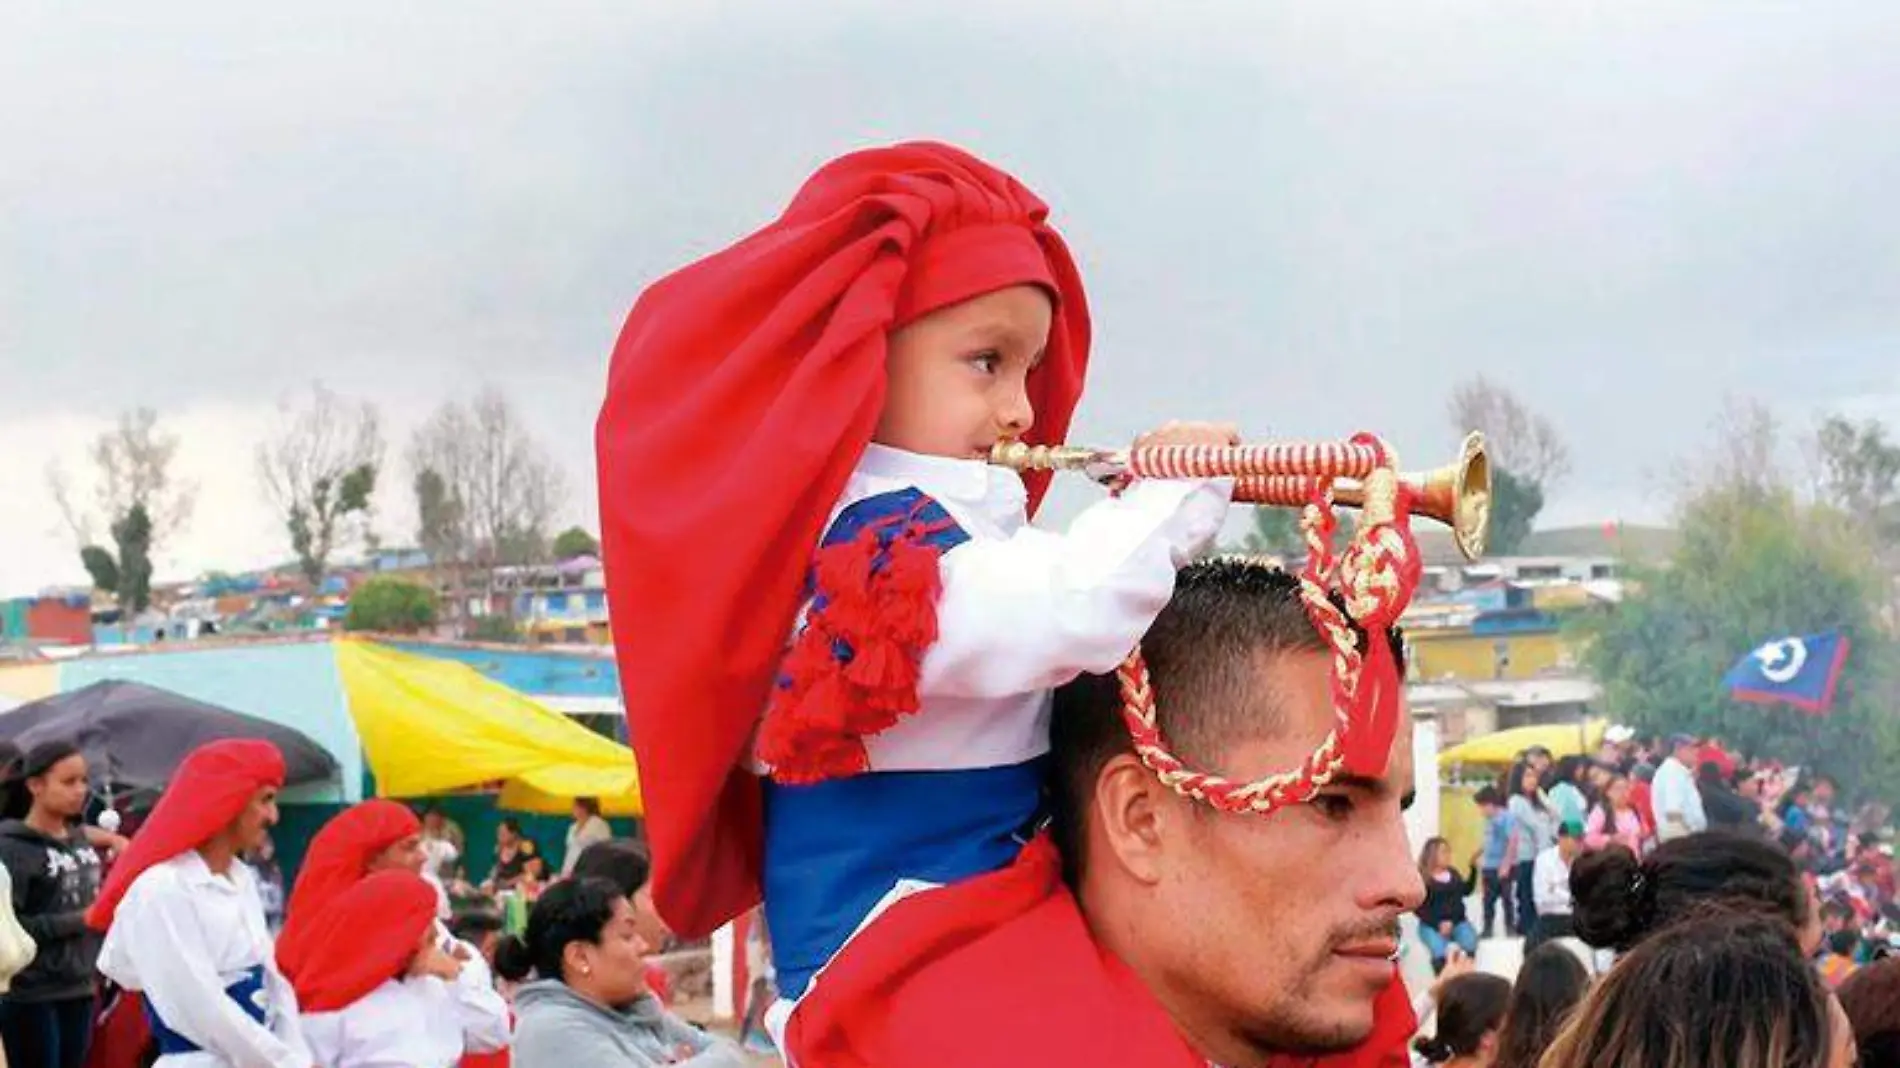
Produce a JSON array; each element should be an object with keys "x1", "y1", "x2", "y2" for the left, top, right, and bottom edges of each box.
[{"x1": 1396, "y1": 524, "x2": 1676, "y2": 748}]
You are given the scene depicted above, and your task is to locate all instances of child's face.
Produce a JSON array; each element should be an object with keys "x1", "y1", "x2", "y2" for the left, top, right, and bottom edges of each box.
[{"x1": 876, "y1": 284, "x2": 1052, "y2": 460}]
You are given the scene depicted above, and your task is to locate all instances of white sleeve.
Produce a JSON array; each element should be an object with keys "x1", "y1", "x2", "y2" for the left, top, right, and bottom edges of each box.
[
  {"x1": 265, "y1": 959, "x2": 312, "y2": 1064},
  {"x1": 445, "y1": 948, "x2": 512, "y2": 1053},
  {"x1": 1651, "y1": 770, "x2": 1678, "y2": 819},
  {"x1": 1532, "y1": 853, "x2": 1566, "y2": 915},
  {"x1": 121, "y1": 890, "x2": 309, "y2": 1068},
  {"x1": 301, "y1": 1013, "x2": 342, "y2": 1068},
  {"x1": 918, "y1": 478, "x2": 1232, "y2": 698}
]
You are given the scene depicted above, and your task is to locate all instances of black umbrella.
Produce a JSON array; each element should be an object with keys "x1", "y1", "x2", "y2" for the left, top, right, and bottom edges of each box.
[{"x1": 0, "y1": 680, "x2": 338, "y2": 799}]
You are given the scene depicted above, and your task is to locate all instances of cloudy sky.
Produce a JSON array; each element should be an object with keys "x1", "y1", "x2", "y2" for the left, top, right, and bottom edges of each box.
[{"x1": 4, "y1": 2, "x2": 1898, "y2": 598}]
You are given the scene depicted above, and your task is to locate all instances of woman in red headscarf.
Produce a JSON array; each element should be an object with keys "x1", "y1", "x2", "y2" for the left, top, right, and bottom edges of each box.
[
  {"x1": 89, "y1": 739, "x2": 311, "y2": 1068},
  {"x1": 274, "y1": 800, "x2": 424, "y2": 982},
  {"x1": 296, "y1": 871, "x2": 509, "y2": 1068},
  {"x1": 597, "y1": 141, "x2": 1237, "y2": 1056}
]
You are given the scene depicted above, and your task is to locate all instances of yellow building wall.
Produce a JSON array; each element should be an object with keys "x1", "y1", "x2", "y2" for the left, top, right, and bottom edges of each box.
[
  {"x1": 0, "y1": 663, "x2": 60, "y2": 702},
  {"x1": 1410, "y1": 629, "x2": 1570, "y2": 681}
]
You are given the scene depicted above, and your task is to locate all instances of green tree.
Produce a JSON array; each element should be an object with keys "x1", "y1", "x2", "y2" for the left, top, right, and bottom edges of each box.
[
  {"x1": 467, "y1": 614, "x2": 523, "y2": 644},
  {"x1": 257, "y1": 383, "x2": 384, "y2": 585},
  {"x1": 1232, "y1": 507, "x2": 1301, "y2": 561},
  {"x1": 48, "y1": 408, "x2": 196, "y2": 607},
  {"x1": 552, "y1": 527, "x2": 600, "y2": 561},
  {"x1": 1580, "y1": 483, "x2": 1900, "y2": 796},
  {"x1": 79, "y1": 546, "x2": 120, "y2": 594},
  {"x1": 1488, "y1": 468, "x2": 1545, "y2": 556},
  {"x1": 343, "y1": 577, "x2": 439, "y2": 634},
  {"x1": 109, "y1": 504, "x2": 154, "y2": 614},
  {"x1": 1814, "y1": 415, "x2": 1900, "y2": 543},
  {"x1": 1448, "y1": 376, "x2": 1567, "y2": 554}
]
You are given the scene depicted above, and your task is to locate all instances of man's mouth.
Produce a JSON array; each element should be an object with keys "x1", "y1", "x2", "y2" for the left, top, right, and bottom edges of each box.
[{"x1": 1332, "y1": 938, "x2": 1402, "y2": 962}]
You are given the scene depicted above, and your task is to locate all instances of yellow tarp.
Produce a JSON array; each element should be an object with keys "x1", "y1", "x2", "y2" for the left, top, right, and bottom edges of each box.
[
  {"x1": 1437, "y1": 719, "x2": 1607, "y2": 770},
  {"x1": 335, "y1": 640, "x2": 641, "y2": 816}
]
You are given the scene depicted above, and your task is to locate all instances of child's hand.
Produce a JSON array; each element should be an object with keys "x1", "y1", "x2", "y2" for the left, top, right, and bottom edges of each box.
[{"x1": 1134, "y1": 421, "x2": 1241, "y2": 451}]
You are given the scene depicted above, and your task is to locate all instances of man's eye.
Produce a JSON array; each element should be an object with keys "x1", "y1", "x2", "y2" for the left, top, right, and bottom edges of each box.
[{"x1": 1313, "y1": 794, "x2": 1355, "y2": 821}]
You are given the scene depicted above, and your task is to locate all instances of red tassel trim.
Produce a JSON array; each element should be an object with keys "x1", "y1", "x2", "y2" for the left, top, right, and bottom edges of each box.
[{"x1": 759, "y1": 507, "x2": 952, "y2": 784}]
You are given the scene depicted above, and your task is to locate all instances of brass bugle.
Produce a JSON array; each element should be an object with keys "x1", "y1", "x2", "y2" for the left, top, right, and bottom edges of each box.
[{"x1": 992, "y1": 430, "x2": 1492, "y2": 562}]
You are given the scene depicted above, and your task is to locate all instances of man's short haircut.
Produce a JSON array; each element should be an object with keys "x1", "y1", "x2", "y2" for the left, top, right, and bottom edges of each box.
[
  {"x1": 1048, "y1": 558, "x2": 1405, "y2": 884},
  {"x1": 568, "y1": 837, "x2": 652, "y2": 897}
]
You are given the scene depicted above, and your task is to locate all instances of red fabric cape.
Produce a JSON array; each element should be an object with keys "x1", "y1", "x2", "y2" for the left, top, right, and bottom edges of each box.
[
  {"x1": 289, "y1": 870, "x2": 438, "y2": 1012},
  {"x1": 786, "y1": 837, "x2": 1415, "y2": 1068},
  {"x1": 276, "y1": 799, "x2": 422, "y2": 980},
  {"x1": 597, "y1": 141, "x2": 1091, "y2": 938},
  {"x1": 87, "y1": 739, "x2": 285, "y2": 931}
]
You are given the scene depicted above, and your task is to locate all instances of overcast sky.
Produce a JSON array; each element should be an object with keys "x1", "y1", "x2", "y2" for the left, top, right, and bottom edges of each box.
[{"x1": 4, "y1": 2, "x2": 1898, "y2": 598}]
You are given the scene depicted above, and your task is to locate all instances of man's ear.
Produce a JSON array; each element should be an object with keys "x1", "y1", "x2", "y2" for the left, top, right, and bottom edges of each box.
[{"x1": 1091, "y1": 753, "x2": 1184, "y2": 887}]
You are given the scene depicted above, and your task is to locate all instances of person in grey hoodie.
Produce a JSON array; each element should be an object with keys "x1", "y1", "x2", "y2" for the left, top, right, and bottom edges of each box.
[
  {"x1": 0, "y1": 741, "x2": 105, "y2": 1068},
  {"x1": 495, "y1": 877, "x2": 745, "y2": 1068}
]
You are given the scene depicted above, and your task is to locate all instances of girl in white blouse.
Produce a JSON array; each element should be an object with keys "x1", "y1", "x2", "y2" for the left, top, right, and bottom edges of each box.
[{"x1": 294, "y1": 871, "x2": 510, "y2": 1068}]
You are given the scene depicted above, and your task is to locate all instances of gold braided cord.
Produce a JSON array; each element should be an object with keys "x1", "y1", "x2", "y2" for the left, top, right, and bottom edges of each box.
[{"x1": 1117, "y1": 436, "x2": 1415, "y2": 816}]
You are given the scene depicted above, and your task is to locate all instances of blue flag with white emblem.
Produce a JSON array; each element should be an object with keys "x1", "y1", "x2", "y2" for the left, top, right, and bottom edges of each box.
[{"x1": 1723, "y1": 630, "x2": 1852, "y2": 714}]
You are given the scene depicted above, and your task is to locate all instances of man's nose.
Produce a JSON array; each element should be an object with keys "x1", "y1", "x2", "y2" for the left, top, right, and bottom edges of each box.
[{"x1": 1361, "y1": 818, "x2": 1427, "y2": 914}]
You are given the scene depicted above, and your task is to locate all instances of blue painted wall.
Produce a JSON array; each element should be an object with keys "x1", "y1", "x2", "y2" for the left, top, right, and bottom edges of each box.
[
  {"x1": 385, "y1": 641, "x2": 619, "y2": 699},
  {"x1": 58, "y1": 641, "x2": 360, "y2": 803}
]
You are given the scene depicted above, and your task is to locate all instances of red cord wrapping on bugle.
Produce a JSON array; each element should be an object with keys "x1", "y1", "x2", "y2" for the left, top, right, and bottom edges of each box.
[{"x1": 1117, "y1": 432, "x2": 1422, "y2": 816}]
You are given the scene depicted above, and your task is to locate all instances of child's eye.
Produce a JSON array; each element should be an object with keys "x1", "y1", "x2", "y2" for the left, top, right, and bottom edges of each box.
[{"x1": 968, "y1": 350, "x2": 1001, "y2": 374}]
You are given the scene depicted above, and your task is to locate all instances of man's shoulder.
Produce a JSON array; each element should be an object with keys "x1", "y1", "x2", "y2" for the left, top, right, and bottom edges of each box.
[{"x1": 873, "y1": 886, "x2": 1193, "y2": 1065}]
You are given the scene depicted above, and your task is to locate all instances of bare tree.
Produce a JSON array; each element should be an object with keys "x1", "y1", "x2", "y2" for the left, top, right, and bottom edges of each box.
[
  {"x1": 44, "y1": 408, "x2": 197, "y2": 611},
  {"x1": 408, "y1": 388, "x2": 567, "y2": 631},
  {"x1": 1689, "y1": 395, "x2": 1785, "y2": 502},
  {"x1": 1446, "y1": 376, "x2": 1571, "y2": 488},
  {"x1": 256, "y1": 382, "x2": 385, "y2": 585}
]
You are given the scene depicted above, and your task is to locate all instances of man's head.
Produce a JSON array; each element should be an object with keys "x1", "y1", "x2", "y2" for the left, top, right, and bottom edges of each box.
[
  {"x1": 1474, "y1": 785, "x2": 1502, "y2": 815},
  {"x1": 1525, "y1": 745, "x2": 1554, "y2": 774},
  {"x1": 1049, "y1": 559, "x2": 1422, "y2": 1066},
  {"x1": 1815, "y1": 777, "x2": 1839, "y2": 807},
  {"x1": 1670, "y1": 733, "x2": 1699, "y2": 764},
  {"x1": 1557, "y1": 821, "x2": 1583, "y2": 862}
]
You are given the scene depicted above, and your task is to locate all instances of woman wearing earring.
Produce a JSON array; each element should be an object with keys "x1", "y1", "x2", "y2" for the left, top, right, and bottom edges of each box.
[{"x1": 495, "y1": 878, "x2": 744, "y2": 1068}]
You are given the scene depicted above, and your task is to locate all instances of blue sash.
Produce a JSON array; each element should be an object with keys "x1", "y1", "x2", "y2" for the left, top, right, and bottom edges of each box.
[{"x1": 144, "y1": 965, "x2": 268, "y2": 1056}]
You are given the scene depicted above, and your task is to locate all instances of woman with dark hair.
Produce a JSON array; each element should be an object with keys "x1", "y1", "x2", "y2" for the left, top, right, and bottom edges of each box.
[
  {"x1": 1545, "y1": 756, "x2": 1588, "y2": 829},
  {"x1": 1413, "y1": 837, "x2": 1479, "y2": 973},
  {"x1": 0, "y1": 741, "x2": 105, "y2": 1068},
  {"x1": 485, "y1": 818, "x2": 545, "y2": 895},
  {"x1": 1838, "y1": 956, "x2": 1900, "y2": 1068},
  {"x1": 1569, "y1": 828, "x2": 1821, "y2": 956},
  {"x1": 1501, "y1": 763, "x2": 1555, "y2": 938},
  {"x1": 1411, "y1": 973, "x2": 1510, "y2": 1067},
  {"x1": 1489, "y1": 943, "x2": 1589, "y2": 1068},
  {"x1": 1581, "y1": 772, "x2": 1644, "y2": 854},
  {"x1": 561, "y1": 799, "x2": 612, "y2": 878},
  {"x1": 496, "y1": 878, "x2": 744, "y2": 1068},
  {"x1": 1539, "y1": 912, "x2": 1853, "y2": 1068}
]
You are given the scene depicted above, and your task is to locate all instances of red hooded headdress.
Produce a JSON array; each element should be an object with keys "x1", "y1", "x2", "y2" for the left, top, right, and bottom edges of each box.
[
  {"x1": 597, "y1": 141, "x2": 1091, "y2": 938},
  {"x1": 276, "y1": 799, "x2": 423, "y2": 980},
  {"x1": 87, "y1": 739, "x2": 285, "y2": 931},
  {"x1": 289, "y1": 870, "x2": 439, "y2": 1013}
]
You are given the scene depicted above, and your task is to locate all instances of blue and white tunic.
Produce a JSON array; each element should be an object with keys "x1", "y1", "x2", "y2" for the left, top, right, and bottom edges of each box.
[
  {"x1": 758, "y1": 443, "x2": 1230, "y2": 1004},
  {"x1": 97, "y1": 853, "x2": 312, "y2": 1068}
]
